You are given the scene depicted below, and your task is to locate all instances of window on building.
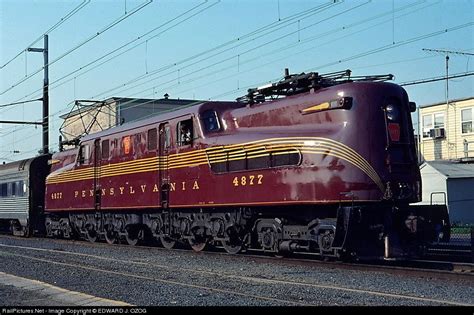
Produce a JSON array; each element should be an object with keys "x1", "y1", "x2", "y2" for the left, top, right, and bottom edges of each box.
[
  {"x1": 422, "y1": 115, "x2": 433, "y2": 138},
  {"x1": 0, "y1": 183, "x2": 7, "y2": 197},
  {"x1": 201, "y1": 110, "x2": 220, "y2": 132},
  {"x1": 434, "y1": 113, "x2": 444, "y2": 128},
  {"x1": 461, "y1": 108, "x2": 473, "y2": 134},
  {"x1": 422, "y1": 113, "x2": 445, "y2": 138},
  {"x1": 147, "y1": 128, "x2": 157, "y2": 151}
]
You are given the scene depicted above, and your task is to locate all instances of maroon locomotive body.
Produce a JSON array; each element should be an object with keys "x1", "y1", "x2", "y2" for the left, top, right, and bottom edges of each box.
[{"x1": 44, "y1": 70, "x2": 449, "y2": 259}]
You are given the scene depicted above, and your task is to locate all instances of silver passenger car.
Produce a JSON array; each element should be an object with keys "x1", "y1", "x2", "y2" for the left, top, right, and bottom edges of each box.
[{"x1": 0, "y1": 155, "x2": 50, "y2": 236}]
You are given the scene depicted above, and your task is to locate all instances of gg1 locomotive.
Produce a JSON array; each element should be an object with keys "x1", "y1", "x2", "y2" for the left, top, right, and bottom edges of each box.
[{"x1": 0, "y1": 69, "x2": 450, "y2": 260}]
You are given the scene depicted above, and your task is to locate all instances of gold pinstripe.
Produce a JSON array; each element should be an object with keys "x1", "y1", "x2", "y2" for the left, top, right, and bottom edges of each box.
[
  {"x1": 168, "y1": 199, "x2": 379, "y2": 208},
  {"x1": 48, "y1": 199, "x2": 379, "y2": 212},
  {"x1": 46, "y1": 137, "x2": 384, "y2": 191}
]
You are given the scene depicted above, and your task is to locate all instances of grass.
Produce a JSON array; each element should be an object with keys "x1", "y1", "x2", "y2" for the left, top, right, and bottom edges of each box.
[{"x1": 450, "y1": 225, "x2": 473, "y2": 235}]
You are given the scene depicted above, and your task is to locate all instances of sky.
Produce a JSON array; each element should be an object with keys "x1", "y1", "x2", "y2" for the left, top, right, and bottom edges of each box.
[{"x1": 0, "y1": 0, "x2": 473, "y2": 162}]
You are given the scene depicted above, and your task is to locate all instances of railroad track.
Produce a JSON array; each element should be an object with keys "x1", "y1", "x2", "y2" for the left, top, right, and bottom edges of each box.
[
  {"x1": 1, "y1": 234, "x2": 472, "y2": 281},
  {"x1": 0, "y1": 239, "x2": 472, "y2": 306}
]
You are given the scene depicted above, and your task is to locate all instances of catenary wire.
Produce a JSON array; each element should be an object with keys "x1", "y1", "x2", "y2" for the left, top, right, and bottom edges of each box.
[
  {"x1": 0, "y1": 0, "x2": 91, "y2": 70},
  {"x1": 0, "y1": 0, "x2": 153, "y2": 96},
  {"x1": 1, "y1": 0, "x2": 469, "y2": 157}
]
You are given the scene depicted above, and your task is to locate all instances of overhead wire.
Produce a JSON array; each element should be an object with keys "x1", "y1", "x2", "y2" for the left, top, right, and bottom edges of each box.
[
  {"x1": 0, "y1": 98, "x2": 43, "y2": 108},
  {"x1": 0, "y1": 0, "x2": 432, "y2": 146},
  {"x1": 9, "y1": 0, "x2": 216, "y2": 105},
  {"x1": 310, "y1": 22, "x2": 474, "y2": 72},
  {"x1": 118, "y1": 0, "x2": 432, "y2": 99},
  {"x1": 400, "y1": 71, "x2": 474, "y2": 86},
  {"x1": 124, "y1": 0, "x2": 436, "y2": 99},
  {"x1": 90, "y1": 0, "x2": 342, "y2": 99},
  {"x1": 0, "y1": 0, "x2": 436, "y2": 124},
  {"x1": 0, "y1": 0, "x2": 338, "y2": 133},
  {"x1": 0, "y1": 1, "x2": 220, "y2": 138},
  {"x1": 0, "y1": 0, "x2": 91, "y2": 70},
  {"x1": 6, "y1": 0, "x2": 336, "y2": 107},
  {"x1": 0, "y1": 1, "x2": 221, "y2": 149},
  {"x1": 171, "y1": 1, "x2": 452, "y2": 100},
  {"x1": 0, "y1": 0, "x2": 153, "y2": 96},
  {"x1": 2, "y1": 1, "x2": 472, "y2": 159}
]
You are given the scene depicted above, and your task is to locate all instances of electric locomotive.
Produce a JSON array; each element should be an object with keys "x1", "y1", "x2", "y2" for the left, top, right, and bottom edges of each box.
[{"x1": 34, "y1": 70, "x2": 452, "y2": 259}]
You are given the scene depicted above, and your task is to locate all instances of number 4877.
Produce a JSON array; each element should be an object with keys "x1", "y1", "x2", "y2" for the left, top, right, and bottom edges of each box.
[{"x1": 232, "y1": 174, "x2": 263, "y2": 187}]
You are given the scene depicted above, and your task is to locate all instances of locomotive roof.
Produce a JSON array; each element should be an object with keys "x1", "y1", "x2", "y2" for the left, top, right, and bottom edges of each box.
[
  {"x1": 77, "y1": 70, "x2": 398, "y2": 143},
  {"x1": 80, "y1": 99, "x2": 241, "y2": 142}
]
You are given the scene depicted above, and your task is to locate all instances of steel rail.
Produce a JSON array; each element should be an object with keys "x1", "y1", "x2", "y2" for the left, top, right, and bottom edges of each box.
[
  {"x1": 1, "y1": 234, "x2": 472, "y2": 277},
  {"x1": 0, "y1": 240, "x2": 472, "y2": 306}
]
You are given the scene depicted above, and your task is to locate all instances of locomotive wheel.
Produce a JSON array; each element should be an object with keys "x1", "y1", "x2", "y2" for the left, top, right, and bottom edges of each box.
[
  {"x1": 188, "y1": 237, "x2": 207, "y2": 252},
  {"x1": 160, "y1": 236, "x2": 176, "y2": 249},
  {"x1": 104, "y1": 226, "x2": 118, "y2": 245},
  {"x1": 86, "y1": 225, "x2": 97, "y2": 243},
  {"x1": 221, "y1": 240, "x2": 242, "y2": 254},
  {"x1": 221, "y1": 233, "x2": 244, "y2": 254},
  {"x1": 125, "y1": 226, "x2": 140, "y2": 246},
  {"x1": 221, "y1": 228, "x2": 246, "y2": 254}
]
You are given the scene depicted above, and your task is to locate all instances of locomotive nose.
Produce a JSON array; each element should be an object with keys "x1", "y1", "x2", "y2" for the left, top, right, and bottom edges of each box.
[{"x1": 380, "y1": 95, "x2": 421, "y2": 203}]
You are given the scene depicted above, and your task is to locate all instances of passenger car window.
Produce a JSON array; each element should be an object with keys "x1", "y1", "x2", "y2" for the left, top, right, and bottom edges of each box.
[
  {"x1": 17, "y1": 181, "x2": 25, "y2": 197},
  {"x1": 201, "y1": 110, "x2": 220, "y2": 132}
]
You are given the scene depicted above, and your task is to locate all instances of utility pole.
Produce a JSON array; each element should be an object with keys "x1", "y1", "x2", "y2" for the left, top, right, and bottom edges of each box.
[
  {"x1": 27, "y1": 35, "x2": 49, "y2": 154},
  {"x1": 422, "y1": 49, "x2": 474, "y2": 105},
  {"x1": 0, "y1": 35, "x2": 49, "y2": 157}
]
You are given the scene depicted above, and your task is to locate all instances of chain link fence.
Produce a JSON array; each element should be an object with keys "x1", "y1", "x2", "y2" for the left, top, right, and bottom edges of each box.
[{"x1": 427, "y1": 224, "x2": 474, "y2": 262}]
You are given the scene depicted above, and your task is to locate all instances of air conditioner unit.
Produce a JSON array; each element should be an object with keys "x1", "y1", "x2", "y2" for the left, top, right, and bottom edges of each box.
[{"x1": 429, "y1": 128, "x2": 445, "y2": 139}]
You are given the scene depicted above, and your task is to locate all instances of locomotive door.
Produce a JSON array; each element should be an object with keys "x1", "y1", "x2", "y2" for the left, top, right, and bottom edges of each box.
[
  {"x1": 159, "y1": 123, "x2": 171, "y2": 207},
  {"x1": 93, "y1": 139, "x2": 101, "y2": 210}
]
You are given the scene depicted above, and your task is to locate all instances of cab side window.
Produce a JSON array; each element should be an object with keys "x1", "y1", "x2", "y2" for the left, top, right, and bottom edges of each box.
[
  {"x1": 177, "y1": 119, "x2": 193, "y2": 146},
  {"x1": 79, "y1": 144, "x2": 90, "y2": 164},
  {"x1": 164, "y1": 125, "x2": 171, "y2": 149},
  {"x1": 201, "y1": 110, "x2": 220, "y2": 132}
]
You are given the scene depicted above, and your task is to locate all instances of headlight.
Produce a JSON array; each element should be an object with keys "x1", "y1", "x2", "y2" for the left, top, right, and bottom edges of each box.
[{"x1": 386, "y1": 104, "x2": 399, "y2": 121}]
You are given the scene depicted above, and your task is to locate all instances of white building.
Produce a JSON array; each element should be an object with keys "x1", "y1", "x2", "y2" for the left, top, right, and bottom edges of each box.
[{"x1": 418, "y1": 161, "x2": 474, "y2": 225}]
